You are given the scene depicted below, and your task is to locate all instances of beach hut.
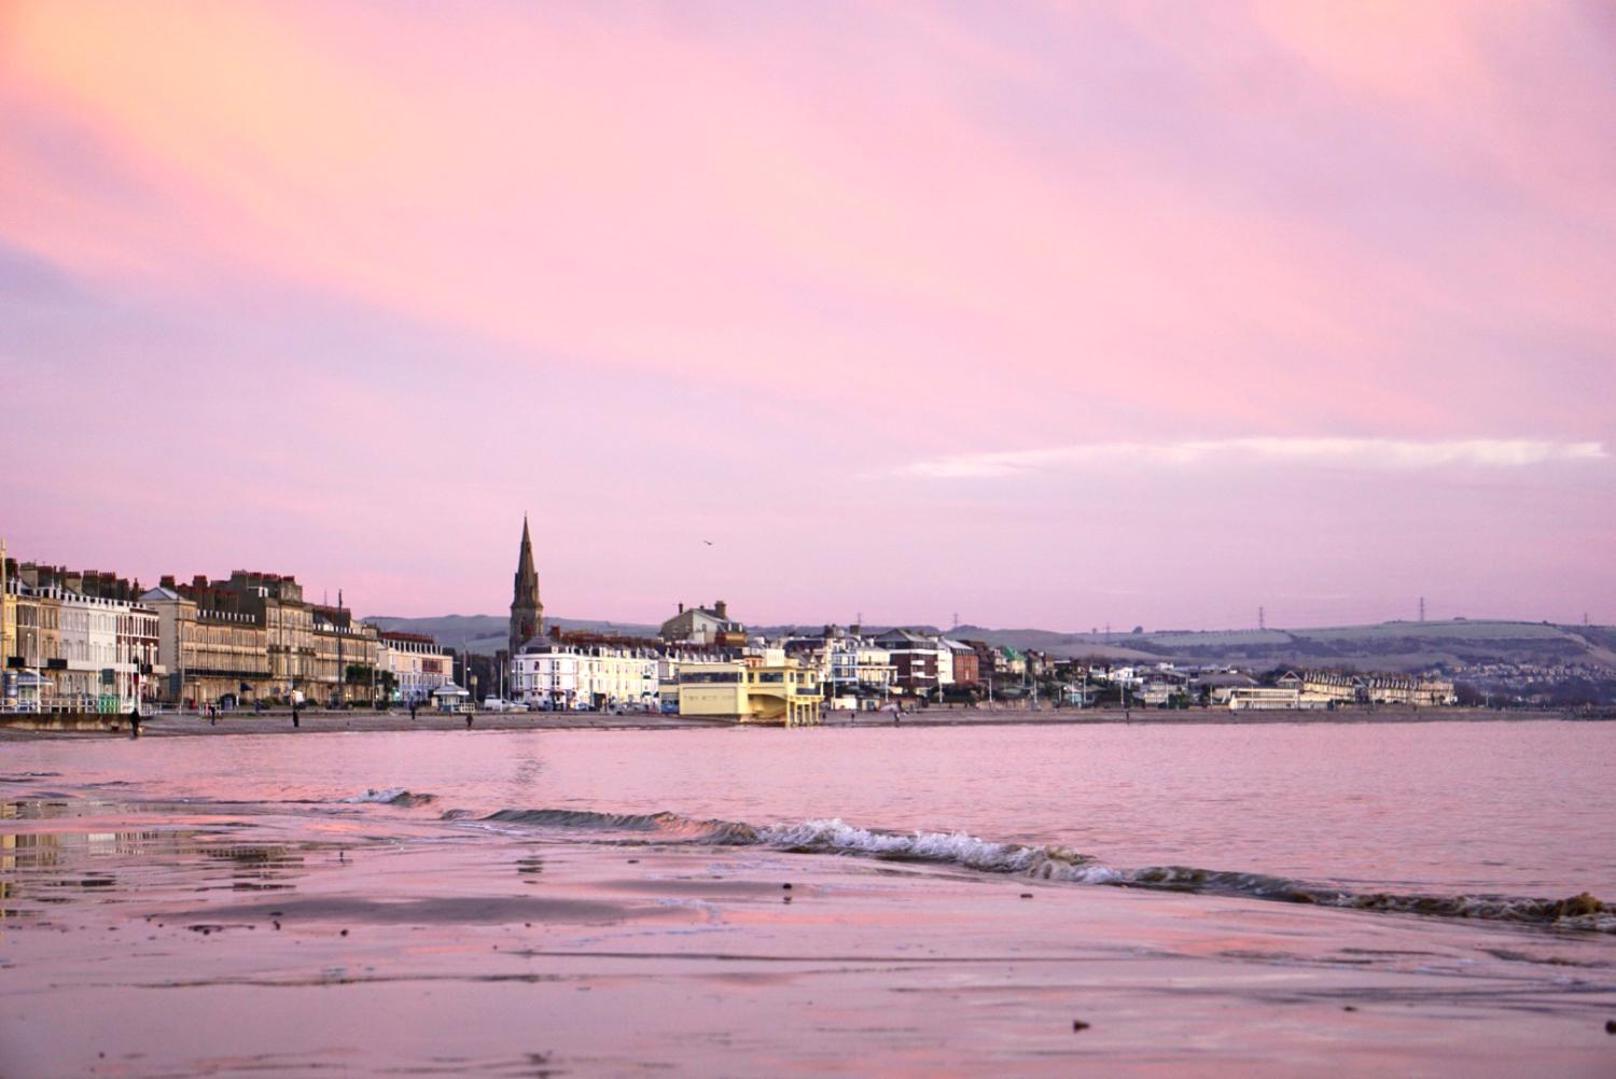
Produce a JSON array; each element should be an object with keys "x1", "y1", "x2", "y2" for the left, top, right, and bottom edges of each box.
[{"x1": 9, "y1": 671, "x2": 52, "y2": 713}]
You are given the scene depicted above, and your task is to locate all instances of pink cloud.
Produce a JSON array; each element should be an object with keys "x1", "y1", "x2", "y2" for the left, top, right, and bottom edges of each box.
[{"x1": 1, "y1": 2, "x2": 1611, "y2": 626}]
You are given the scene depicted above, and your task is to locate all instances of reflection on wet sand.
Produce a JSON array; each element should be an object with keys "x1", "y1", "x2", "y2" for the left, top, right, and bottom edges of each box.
[
  {"x1": 1, "y1": 726, "x2": 1614, "y2": 1075},
  {"x1": 0, "y1": 804, "x2": 316, "y2": 922}
]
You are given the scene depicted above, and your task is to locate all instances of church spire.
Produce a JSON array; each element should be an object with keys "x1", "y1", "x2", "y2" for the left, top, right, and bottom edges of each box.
[{"x1": 510, "y1": 515, "x2": 543, "y2": 654}]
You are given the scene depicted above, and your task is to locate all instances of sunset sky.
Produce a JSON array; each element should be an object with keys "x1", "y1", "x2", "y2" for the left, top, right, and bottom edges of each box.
[{"x1": 2, "y1": 2, "x2": 1612, "y2": 630}]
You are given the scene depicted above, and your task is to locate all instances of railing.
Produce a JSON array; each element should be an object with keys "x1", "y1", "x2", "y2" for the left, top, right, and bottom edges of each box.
[{"x1": 5, "y1": 693, "x2": 136, "y2": 715}]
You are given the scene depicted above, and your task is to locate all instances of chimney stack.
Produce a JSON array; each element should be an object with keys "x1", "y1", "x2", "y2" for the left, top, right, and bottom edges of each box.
[{"x1": 714, "y1": 599, "x2": 728, "y2": 620}]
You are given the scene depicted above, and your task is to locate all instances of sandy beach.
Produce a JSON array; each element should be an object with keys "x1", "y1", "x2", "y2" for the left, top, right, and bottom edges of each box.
[
  {"x1": 5, "y1": 815, "x2": 1613, "y2": 1076},
  {"x1": 3, "y1": 721, "x2": 1614, "y2": 1075}
]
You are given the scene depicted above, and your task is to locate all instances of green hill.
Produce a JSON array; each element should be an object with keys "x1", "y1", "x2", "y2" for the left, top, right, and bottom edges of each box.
[
  {"x1": 959, "y1": 620, "x2": 1612, "y2": 673},
  {"x1": 365, "y1": 614, "x2": 659, "y2": 654},
  {"x1": 364, "y1": 613, "x2": 1614, "y2": 675}
]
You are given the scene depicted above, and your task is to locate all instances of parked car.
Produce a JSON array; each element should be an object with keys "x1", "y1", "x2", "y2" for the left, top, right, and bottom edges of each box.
[{"x1": 481, "y1": 697, "x2": 515, "y2": 712}]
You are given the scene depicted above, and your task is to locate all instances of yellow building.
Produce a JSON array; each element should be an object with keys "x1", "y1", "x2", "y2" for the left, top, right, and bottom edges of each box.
[
  {"x1": 6, "y1": 579, "x2": 61, "y2": 705},
  {"x1": 677, "y1": 657, "x2": 822, "y2": 726}
]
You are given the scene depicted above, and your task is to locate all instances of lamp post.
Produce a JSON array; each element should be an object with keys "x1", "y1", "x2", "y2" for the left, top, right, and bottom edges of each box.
[
  {"x1": 335, "y1": 589, "x2": 344, "y2": 709},
  {"x1": 178, "y1": 605, "x2": 188, "y2": 713},
  {"x1": 0, "y1": 536, "x2": 9, "y2": 710}
]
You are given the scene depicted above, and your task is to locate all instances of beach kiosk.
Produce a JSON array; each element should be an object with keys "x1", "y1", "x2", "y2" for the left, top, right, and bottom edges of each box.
[
  {"x1": 431, "y1": 682, "x2": 472, "y2": 713},
  {"x1": 9, "y1": 671, "x2": 51, "y2": 713}
]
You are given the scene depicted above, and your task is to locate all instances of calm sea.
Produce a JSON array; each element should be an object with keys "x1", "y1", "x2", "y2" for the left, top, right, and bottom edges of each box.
[{"x1": 9, "y1": 719, "x2": 1615, "y2": 903}]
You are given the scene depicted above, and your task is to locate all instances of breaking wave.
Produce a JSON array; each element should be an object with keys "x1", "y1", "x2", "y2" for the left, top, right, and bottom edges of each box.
[
  {"x1": 482, "y1": 808, "x2": 750, "y2": 840},
  {"x1": 751, "y1": 818, "x2": 1111, "y2": 879},
  {"x1": 343, "y1": 788, "x2": 436, "y2": 808},
  {"x1": 474, "y1": 807, "x2": 1616, "y2": 933}
]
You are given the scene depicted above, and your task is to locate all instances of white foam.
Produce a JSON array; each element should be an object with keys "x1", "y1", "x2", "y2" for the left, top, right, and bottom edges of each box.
[
  {"x1": 755, "y1": 818, "x2": 1106, "y2": 878},
  {"x1": 342, "y1": 787, "x2": 409, "y2": 804}
]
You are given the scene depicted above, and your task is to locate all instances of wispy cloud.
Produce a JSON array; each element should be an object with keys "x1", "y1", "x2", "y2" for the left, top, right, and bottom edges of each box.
[{"x1": 896, "y1": 438, "x2": 1609, "y2": 479}]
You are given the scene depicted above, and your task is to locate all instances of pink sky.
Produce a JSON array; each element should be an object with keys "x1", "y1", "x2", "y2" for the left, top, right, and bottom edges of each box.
[{"x1": 1, "y1": 2, "x2": 1612, "y2": 630}]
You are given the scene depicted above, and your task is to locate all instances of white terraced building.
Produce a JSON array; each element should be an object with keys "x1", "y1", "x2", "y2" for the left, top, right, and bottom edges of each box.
[
  {"x1": 22, "y1": 583, "x2": 155, "y2": 712},
  {"x1": 511, "y1": 644, "x2": 659, "y2": 711},
  {"x1": 376, "y1": 631, "x2": 454, "y2": 704}
]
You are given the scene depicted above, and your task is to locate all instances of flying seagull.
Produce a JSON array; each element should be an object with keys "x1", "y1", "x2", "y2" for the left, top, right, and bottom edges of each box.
[{"x1": 703, "y1": 539, "x2": 714, "y2": 546}]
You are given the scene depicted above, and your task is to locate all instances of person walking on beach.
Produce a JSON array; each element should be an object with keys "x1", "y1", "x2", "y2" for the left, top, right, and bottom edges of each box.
[
  {"x1": 465, "y1": 712, "x2": 473, "y2": 729},
  {"x1": 128, "y1": 703, "x2": 142, "y2": 739}
]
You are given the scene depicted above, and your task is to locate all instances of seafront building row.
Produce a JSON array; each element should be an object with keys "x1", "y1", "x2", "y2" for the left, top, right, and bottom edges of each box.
[
  {"x1": 0, "y1": 525, "x2": 1456, "y2": 720},
  {"x1": 498, "y1": 521, "x2": 1455, "y2": 722},
  {"x1": 0, "y1": 545, "x2": 452, "y2": 713}
]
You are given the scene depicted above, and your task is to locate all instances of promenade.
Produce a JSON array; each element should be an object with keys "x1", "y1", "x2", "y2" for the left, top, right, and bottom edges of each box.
[{"x1": 0, "y1": 703, "x2": 1554, "y2": 739}]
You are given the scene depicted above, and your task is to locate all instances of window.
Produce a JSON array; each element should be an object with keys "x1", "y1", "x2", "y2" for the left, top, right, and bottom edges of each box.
[{"x1": 681, "y1": 671, "x2": 741, "y2": 684}]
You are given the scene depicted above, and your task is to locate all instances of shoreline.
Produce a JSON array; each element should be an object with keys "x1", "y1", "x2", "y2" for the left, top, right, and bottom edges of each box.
[
  {"x1": 3, "y1": 721, "x2": 1613, "y2": 1073},
  {"x1": 0, "y1": 703, "x2": 1581, "y2": 739}
]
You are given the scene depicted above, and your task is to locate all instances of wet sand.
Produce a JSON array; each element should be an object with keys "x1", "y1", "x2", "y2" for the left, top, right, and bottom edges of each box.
[
  {"x1": 3, "y1": 806, "x2": 1614, "y2": 1076},
  {"x1": 3, "y1": 724, "x2": 1613, "y2": 1075}
]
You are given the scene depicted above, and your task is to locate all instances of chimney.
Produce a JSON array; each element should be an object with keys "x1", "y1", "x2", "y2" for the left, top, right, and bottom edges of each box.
[
  {"x1": 160, "y1": 575, "x2": 176, "y2": 589},
  {"x1": 714, "y1": 600, "x2": 728, "y2": 620},
  {"x1": 678, "y1": 602, "x2": 684, "y2": 614}
]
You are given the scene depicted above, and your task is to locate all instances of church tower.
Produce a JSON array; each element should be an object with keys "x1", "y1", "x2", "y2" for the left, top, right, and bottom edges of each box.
[{"x1": 510, "y1": 515, "x2": 543, "y2": 655}]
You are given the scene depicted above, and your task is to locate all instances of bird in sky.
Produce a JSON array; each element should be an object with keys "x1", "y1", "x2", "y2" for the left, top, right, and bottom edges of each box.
[{"x1": 702, "y1": 540, "x2": 714, "y2": 546}]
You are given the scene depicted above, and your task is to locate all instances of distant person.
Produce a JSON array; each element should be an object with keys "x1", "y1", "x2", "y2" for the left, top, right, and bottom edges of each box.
[
  {"x1": 128, "y1": 703, "x2": 142, "y2": 739},
  {"x1": 208, "y1": 703, "x2": 217, "y2": 726},
  {"x1": 291, "y1": 703, "x2": 301, "y2": 729},
  {"x1": 465, "y1": 713, "x2": 473, "y2": 729},
  {"x1": 409, "y1": 700, "x2": 417, "y2": 721}
]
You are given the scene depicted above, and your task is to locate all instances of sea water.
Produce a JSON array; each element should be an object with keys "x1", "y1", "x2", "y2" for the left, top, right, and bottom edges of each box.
[{"x1": 2, "y1": 720, "x2": 1613, "y2": 1074}]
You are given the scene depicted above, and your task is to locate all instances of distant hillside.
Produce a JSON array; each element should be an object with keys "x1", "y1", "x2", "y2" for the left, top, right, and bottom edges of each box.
[
  {"x1": 364, "y1": 614, "x2": 1615, "y2": 674},
  {"x1": 366, "y1": 614, "x2": 658, "y2": 654},
  {"x1": 957, "y1": 620, "x2": 1616, "y2": 674}
]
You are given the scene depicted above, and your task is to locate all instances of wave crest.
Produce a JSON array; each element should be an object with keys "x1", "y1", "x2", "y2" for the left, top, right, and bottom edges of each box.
[
  {"x1": 343, "y1": 788, "x2": 435, "y2": 808},
  {"x1": 752, "y1": 818, "x2": 1105, "y2": 878},
  {"x1": 470, "y1": 805, "x2": 1613, "y2": 932}
]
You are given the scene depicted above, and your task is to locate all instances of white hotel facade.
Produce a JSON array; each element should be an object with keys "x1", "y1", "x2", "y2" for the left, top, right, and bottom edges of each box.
[
  {"x1": 377, "y1": 631, "x2": 454, "y2": 704},
  {"x1": 511, "y1": 643, "x2": 660, "y2": 711}
]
